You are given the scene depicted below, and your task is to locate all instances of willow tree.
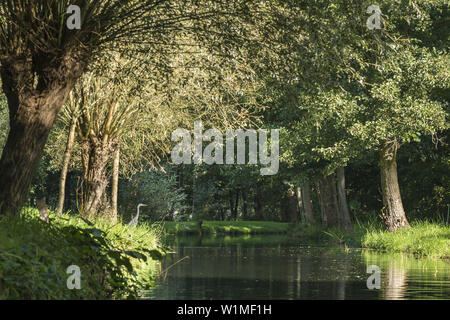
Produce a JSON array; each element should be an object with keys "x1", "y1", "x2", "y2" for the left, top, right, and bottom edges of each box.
[
  {"x1": 48, "y1": 41, "x2": 266, "y2": 218},
  {"x1": 0, "y1": 0, "x2": 267, "y2": 215}
]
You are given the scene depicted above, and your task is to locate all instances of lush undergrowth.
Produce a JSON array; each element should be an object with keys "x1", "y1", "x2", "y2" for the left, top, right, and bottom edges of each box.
[
  {"x1": 0, "y1": 208, "x2": 164, "y2": 299},
  {"x1": 163, "y1": 221, "x2": 289, "y2": 235}
]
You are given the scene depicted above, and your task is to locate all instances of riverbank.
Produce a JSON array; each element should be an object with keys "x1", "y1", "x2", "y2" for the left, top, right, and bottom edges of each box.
[
  {"x1": 0, "y1": 208, "x2": 163, "y2": 299},
  {"x1": 163, "y1": 220, "x2": 289, "y2": 235},
  {"x1": 362, "y1": 221, "x2": 450, "y2": 259},
  {"x1": 163, "y1": 220, "x2": 450, "y2": 259}
]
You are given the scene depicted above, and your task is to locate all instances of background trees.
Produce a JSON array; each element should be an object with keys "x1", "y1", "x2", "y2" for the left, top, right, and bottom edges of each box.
[
  {"x1": 267, "y1": 0, "x2": 448, "y2": 231},
  {"x1": 44, "y1": 37, "x2": 266, "y2": 219},
  {"x1": 0, "y1": 1, "x2": 447, "y2": 233}
]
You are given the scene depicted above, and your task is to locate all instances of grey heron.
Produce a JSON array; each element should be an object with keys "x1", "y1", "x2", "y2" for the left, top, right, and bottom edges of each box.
[{"x1": 129, "y1": 203, "x2": 147, "y2": 227}]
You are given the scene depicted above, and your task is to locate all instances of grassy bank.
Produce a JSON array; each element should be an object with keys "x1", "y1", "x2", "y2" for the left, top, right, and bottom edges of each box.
[
  {"x1": 0, "y1": 208, "x2": 163, "y2": 299},
  {"x1": 164, "y1": 220, "x2": 449, "y2": 259},
  {"x1": 289, "y1": 220, "x2": 450, "y2": 259},
  {"x1": 163, "y1": 220, "x2": 289, "y2": 235},
  {"x1": 362, "y1": 221, "x2": 450, "y2": 259}
]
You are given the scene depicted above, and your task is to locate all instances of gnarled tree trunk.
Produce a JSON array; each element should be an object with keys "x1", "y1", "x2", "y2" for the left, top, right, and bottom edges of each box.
[
  {"x1": 0, "y1": 88, "x2": 73, "y2": 214},
  {"x1": 379, "y1": 141, "x2": 410, "y2": 232},
  {"x1": 81, "y1": 138, "x2": 117, "y2": 217},
  {"x1": 0, "y1": 54, "x2": 85, "y2": 215}
]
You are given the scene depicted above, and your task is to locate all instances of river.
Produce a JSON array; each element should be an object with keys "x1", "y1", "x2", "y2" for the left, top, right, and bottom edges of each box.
[{"x1": 143, "y1": 234, "x2": 450, "y2": 300}]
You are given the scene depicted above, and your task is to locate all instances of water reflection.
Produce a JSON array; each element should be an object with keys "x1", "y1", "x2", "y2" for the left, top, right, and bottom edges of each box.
[
  {"x1": 144, "y1": 235, "x2": 450, "y2": 300},
  {"x1": 364, "y1": 251, "x2": 450, "y2": 300},
  {"x1": 384, "y1": 261, "x2": 408, "y2": 300}
]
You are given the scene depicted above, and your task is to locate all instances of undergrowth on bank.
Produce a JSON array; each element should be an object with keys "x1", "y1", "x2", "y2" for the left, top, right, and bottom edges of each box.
[{"x1": 0, "y1": 208, "x2": 164, "y2": 299}]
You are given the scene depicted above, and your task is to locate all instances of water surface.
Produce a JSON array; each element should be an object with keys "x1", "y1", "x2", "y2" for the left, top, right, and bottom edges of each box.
[{"x1": 144, "y1": 235, "x2": 450, "y2": 300}]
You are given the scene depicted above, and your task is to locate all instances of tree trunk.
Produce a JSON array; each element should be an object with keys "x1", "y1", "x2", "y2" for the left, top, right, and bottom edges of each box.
[
  {"x1": 301, "y1": 181, "x2": 315, "y2": 223},
  {"x1": 287, "y1": 186, "x2": 299, "y2": 223},
  {"x1": 316, "y1": 180, "x2": 327, "y2": 226},
  {"x1": 229, "y1": 190, "x2": 234, "y2": 221},
  {"x1": 111, "y1": 144, "x2": 120, "y2": 223},
  {"x1": 0, "y1": 54, "x2": 85, "y2": 215},
  {"x1": 0, "y1": 89, "x2": 72, "y2": 215},
  {"x1": 65, "y1": 171, "x2": 72, "y2": 210},
  {"x1": 234, "y1": 189, "x2": 239, "y2": 220},
  {"x1": 317, "y1": 174, "x2": 340, "y2": 228},
  {"x1": 242, "y1": 189, "x2": 248, "y2": 220},
  {"x1": 336, "y1": 167, "x2": 353, "y2": 232},
  {"x1": 280, "y1": 184, "x2": 298, "y2": 223},
  {"x1": 56, "y1": 115, "x2": 77, "y2": 215},
  {"x1": 81, "y1": 138, "x2": 116, "y2": 217},
  {"x1": 254, "y1": 183, "x2": 263, "y2": 220},
  {"x1": 280, "y1": 185, "x2": 289, "y2": 222},
  {"x1": 379, "y1": 141, "x2": 410, "y2": 232},
  {"x1": 296, "y1": 186, "x2": 305, "y2": 221}
]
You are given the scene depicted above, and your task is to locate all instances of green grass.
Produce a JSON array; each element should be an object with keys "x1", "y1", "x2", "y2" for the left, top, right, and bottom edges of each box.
[
  {"x1": 362, "y1": 221, "x2": 450, "y2": 259},
  {"x1": 0, "y1": 208, "x2": 163, "y2": 299},
  {"x1": 163, "y1": 220, "x2": 290, "y2": 235},
  {"x1": 289, "y1": 220, "x2": 450, "y2": 259}
]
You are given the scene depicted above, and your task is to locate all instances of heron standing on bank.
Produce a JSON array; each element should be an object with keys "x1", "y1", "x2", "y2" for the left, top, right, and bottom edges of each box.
[{"x1": 129, "y1": 203, "x2": 147, "y2": 227}]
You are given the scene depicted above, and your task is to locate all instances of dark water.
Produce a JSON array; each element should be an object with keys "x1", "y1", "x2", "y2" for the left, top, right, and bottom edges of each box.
[{"x1": 143, "y1": 235, "x2": 450, "y2": 300}]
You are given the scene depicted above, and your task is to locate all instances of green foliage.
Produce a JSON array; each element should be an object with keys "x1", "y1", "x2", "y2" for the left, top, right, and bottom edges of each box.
[
  {"x1": 0, "y1": 208, "x2": 163, "y2": 299},
  {"x1": 276, "y1": 0, "x2": 449, "y2": 174}
]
